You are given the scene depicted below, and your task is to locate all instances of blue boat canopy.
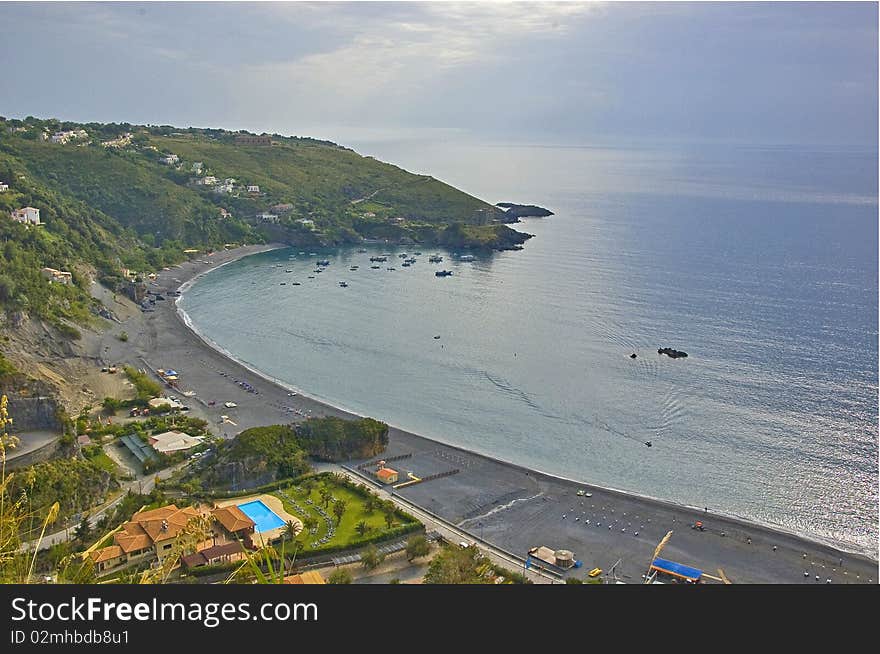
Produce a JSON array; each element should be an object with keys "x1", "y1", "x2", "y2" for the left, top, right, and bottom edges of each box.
[{"x1": 650, "y1": 557, "x2": 703, "y2": 581}]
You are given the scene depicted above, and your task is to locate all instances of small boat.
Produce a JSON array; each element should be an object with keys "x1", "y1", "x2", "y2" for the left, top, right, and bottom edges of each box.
[
  {"x1": 435, "y1": 270, "x2": 453, "y2": 277},
  {"x1": 280, "y1": 282, "x2": 287, "y2": 286},
  {"x1": 414, "y1": 252, "x2": 422, "y2": 256},
  {"x1": 371, "y1": 265, "x2": 381, "y2": 269},
  {"x1": 317, "y1": 259, "x2": 330, "y2": 266},
  {"x1": 292, "y1": 282, "x2": 301, "y2": 286},
  {"x1": 350, "y1": 266, "x2": 359, "y2": 270},
  {"x1": 286, "y1": 270, "x2": 293, "y2": 273},
  {"x1": 645, "y1": 441, "x2": 653, "y2": 448},
  {"x1": 339, "y1": 281, "x2": 348, "y2": 287},
  {"x1": 314, "y1": 269, "x2": 323, "y2": 273},
  {"x1": 309, "y1": 252, "x2": 317, "y2": 256},
  {"x1": 405, "y1": 257, "x2": 416, "y2": 264},
  {"x1": 370, "y1": 256, "x2": 388, "y2": 262},
  {"x1": 429, "y1": 255, "x2": 443, "y2": 263},
  {"x1": 399, "y1": 253, "x2": 408, "y2": 258},
  {"x1": 387, "y1": 267, "x2": 396, "y2": 271},
  {"x1": 308, "y1": 276, "x2": 315, "y2": 279},
  {"x1": 401, "y1": 262, "x2": 411, "y2": 267},
  {"x1": 433, "y1": 335, "x2": 441, "y2": 340},
  {"x1": 358, "y1": 248, "x2": 367, "y2": 253},
  {"x1": 299, "y1": 251, "x2": 306, "y2": 255},
  {"x1": 630, "y1": 353, "x2": 637, "y2": 359},
  {"x1": 458, "y1": 254, "x2": 475, "y2": 262}
]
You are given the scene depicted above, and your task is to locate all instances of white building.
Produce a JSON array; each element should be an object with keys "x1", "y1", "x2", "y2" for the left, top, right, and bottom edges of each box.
[
  {"x1": 214, "y1": 183, "x2": 234, "y2": 194},
  {"x1": 40, "y1": 267, "x2": 72, "y2": 285},
  {"x1": 11, "y1": 207, "x2": 41, "y2": 225},
  {"x1": 160, "y1": 154, "x2": 180, "y2": 165},
  {"x1": 191, "y1": 162, "x2": 204, "y2": 173},
  {"x1": 247, "y1": 185, "x2": 260, "y2": 193},
  {"x1": 200, "y1": 176, "x2": 218, "y2": 186},
  {"x1": 0, "y1": 182, "x2": 8, "y2": 193},
  {"x1": 50, "y1": 129, "x2": 87, "y2": 144},
  {"x1": 148, "y1": 430, "x2": 203, "y2": 454},
  {"x1": 258, "y1": 212, "x2": 279, "y2": 224},
  {"x1": 296, "y1": 218, "x2": 315, "y2": 229}
]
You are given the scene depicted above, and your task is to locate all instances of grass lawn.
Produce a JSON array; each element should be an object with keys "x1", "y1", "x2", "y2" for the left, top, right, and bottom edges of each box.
[
  {"x1": 84, "y1": 449, "x2": 119, "y2": 474},
  {"x1": 273, "y1": 480, "x2": 408, "y2": 553}
]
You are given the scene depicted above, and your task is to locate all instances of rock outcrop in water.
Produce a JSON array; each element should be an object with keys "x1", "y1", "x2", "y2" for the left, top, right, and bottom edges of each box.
[
  {"x1": 658, "y1": 347, "x2": 688, "y2": 359},
  {"x1": 495, "y1": 203, "x2": 554, "y2": 219}
]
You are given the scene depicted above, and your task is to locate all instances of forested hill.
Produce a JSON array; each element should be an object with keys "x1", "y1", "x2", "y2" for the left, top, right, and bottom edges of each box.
[{"x1": 0, "y1": 116, "x2": 532, "y2": 329}]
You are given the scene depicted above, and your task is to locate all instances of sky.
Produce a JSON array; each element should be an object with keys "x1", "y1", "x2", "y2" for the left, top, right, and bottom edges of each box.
[{"x1": 0, "y1": 1, "x2": 877, "y2": 146}]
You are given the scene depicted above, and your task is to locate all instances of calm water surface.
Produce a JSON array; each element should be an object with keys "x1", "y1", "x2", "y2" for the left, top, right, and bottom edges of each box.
[{"x1": 180, "y1": 140, "x2": 878, "y2": 554}]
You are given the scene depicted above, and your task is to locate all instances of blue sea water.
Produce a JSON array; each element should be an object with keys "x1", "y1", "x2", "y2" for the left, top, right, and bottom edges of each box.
[{"x1": 180, "y1": 140, "x2": 878, "y2": 554}]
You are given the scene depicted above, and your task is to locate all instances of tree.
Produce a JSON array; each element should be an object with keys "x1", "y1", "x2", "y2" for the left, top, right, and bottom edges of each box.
[
  {"x1": 73, "y1": 516, "x2": 91, "y2": 543},
  {"x1": 360, "y1": 544, "x2": 385, "y2": 571},
  {"x1": 302, "y1": 515, "x2": 319, "y2": 533},
  {"x1": 405, "y1": 534, "x2": 430, "y2": 562},
  {"x1": 383, "y1": 512, "x2": 395, "y2": 530},
  {"x1": 282, "y1": 520, "x2": 301, "y2": 542},
  {"x1": 355, "y1": 520, "x2": 369, "y2": 537},
  {"x1": 332, "y1": 499, "x2": 346, "y2": 524},
  {"x1": 362, "y1": 496, "x2": 375, "y2": 515},
  {"x1": 328, "y1": 568, "x2": 352, "y2": 584},
  {"x1": 319, "y1": 486, "x2": 332, "y2": 508}
]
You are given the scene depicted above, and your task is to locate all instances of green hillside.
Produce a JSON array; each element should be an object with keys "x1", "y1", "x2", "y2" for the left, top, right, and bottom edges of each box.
[{"x1": 0, "y1": 116, "x2": 532, "y2": 328}]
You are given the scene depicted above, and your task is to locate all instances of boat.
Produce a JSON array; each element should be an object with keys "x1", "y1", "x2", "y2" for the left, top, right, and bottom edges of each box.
[
  {"x1": 399, "y1": 253, "x2": 408, "y2": 258},
  {"x1": 371, "y1": 265, "x2": 381, "y2": 269},
  {"x1": 435, "y1": 270, "x2": 453, "y2": 277},
  {"x1": 292, "y1": 282, "x2": 301, "y2": 286},
  {"x1": 314, "y1": 269, "x2": 323, "y2": 273},
  {"x1": 387, "y1": 267, "x2": 396, "y2": 271},
  {"x1": 308, "y1": 276, "x2": 315, "y2": 279},
  {"x1": 433, "y1": 335, "x2": 441, "y2": 340},
  {"x1": 358, "y1": 248, "x2": 367, "y2": 253},
  {"x1": 339, "y1": 281, "x2": 348, "y2": 287},
  {"x1": 458, "y1": 254, "x2": 475, "y2": 262},
  {"x1": 414, "y1": 252, "x2": 422, "y2": 256},
  {"x1": 401, "y1": 262, "x2": 411, "y2": 267},
  {"x1": 405, "y1": 257, "x2": 416, "y2": 264},
  {"x1": 309, "y1": 252, "x2": 317, "y2": 256},
  {"x1": 658, "y1": 347, "x2": 688, "y2": 359},
  {"x1": 280, "y1": 282, "x2": 286, "y2": 285},
  {"x1": 317, "y1": 259, "x2": 330, "y2": 266},
  {"x1": 428, "y1": 255, "x2": 443, "y2": 263},
  {"x1": 299, "y1": 251, "x2": 306, "y2": 255},
  {"x1": 286, "y1": 270, "x2": 293, "y2": 273},
  {"x1": 370, "y1": 256, "x2": 388, "y2": 262}
]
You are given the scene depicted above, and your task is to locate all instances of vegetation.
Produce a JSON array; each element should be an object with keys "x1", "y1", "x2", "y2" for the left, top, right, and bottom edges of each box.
[
  {"x1": 294, "y1": 416, "x2": 388, "y2": 462},
  {"x1": 327, "y1": 568, "x2": 352, "y2": 584},
  {"x1": 405, "y1": 533, "x2": 431, "y2": 562},
  {"x1": 423, "y1": 544, "x2": 531, "y2": 584},
  {"x1": 0, "y1": 115, "x2": 524, "y2": 331},
  {"x1": 360, "y1": 543, "x2": 385, "y2": 570},
  {"x1": 123, "y1": 366, "x2": 162, "y2": 403}
]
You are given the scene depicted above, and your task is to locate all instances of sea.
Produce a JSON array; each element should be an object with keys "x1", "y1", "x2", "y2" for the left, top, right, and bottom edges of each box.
[{"x1": 179, "y1": 137, "x2": 878, "y2": 556}]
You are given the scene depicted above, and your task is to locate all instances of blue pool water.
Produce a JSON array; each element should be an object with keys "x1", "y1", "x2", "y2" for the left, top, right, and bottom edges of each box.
[{"x1": 237, "y1": 500, "x2": 285, "y2": 533}]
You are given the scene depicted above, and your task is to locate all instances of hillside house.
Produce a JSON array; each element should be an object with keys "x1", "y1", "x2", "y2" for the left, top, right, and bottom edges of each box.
[
  {"x1": 270, "y1": 203, "x2": 294, "y2": 214},
  {"x1": 235, "y1": 135, "x2": 272, "y2": 146},
  {"x1": 10, "y1": 207, "x2": 41, "y2": 225},
  {"x1": 0, "y1": 181, "x2": 8, "y2": 192},
  {"x1": 40, "y1": 267, "x2": 72, "y2": 285},
  {"x1": 50, "y1": 129, "x2": 87, "y2": 144},
  {"x1": 247, "y1": 185, "x2": 260, "y2": 193},
  {"x1": 160, "y1": 154, "x2": 180, "y2": 165},
  {"x1": 191, "y1": 162, "x2": 204, "y2": 173}
]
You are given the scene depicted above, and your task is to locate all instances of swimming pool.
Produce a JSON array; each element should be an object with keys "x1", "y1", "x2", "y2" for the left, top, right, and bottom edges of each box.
[{"x1": 237, "y1": 500, "x2": 286, "y2": 533}]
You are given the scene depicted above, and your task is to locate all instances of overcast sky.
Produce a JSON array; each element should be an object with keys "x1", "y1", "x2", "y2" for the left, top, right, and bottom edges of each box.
[{"x1": 1, "y1": 1, "x2": 876, "y2": 146}]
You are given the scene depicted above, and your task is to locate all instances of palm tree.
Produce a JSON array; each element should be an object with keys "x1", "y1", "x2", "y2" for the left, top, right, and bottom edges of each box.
[
  {"x1": 383, "y1": 512, "x2": 394, "y2": 530},
  {"x1": 362, "y1": 496, "x2": 375, "y2": 515},
  {"x1": 283, "y1": 520, "x2": 301, "y2": 541},
  {"x1": 355, "y1": 520, "x2": 369, "y2": 537},
  {"x1": 319, "y1": 486, "x2": 332, "y2": 508},
  {"x1": 332, "y1": 499, "x2": 346, "y2": 525}
]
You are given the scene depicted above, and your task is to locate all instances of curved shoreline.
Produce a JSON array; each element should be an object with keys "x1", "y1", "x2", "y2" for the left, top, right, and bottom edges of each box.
[{"x1": 158, "y1": 245, "x2": 876, "y2": 577}]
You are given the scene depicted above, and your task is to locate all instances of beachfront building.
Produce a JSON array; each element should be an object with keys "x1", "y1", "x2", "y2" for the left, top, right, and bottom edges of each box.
[
  {"x1": 40, "y1": 267, "x2": 73, "y2": 285},
  {"x1": 10, "y1": 207, "x2": 41, "y2": 225},
  {"x1": 148, "y1": 430, "x2": 203, "y2": 454},
  {"x1": 88, "y1": 504, "x2": 205, "y2": 573},
  {"x1": 375, "y1": 467, "x2": 398, "y2": 484}
]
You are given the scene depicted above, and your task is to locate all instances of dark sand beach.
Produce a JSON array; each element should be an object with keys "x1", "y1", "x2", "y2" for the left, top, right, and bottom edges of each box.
[{"x1": 100, "y1": 244, "x2": 878, "y2": 584}]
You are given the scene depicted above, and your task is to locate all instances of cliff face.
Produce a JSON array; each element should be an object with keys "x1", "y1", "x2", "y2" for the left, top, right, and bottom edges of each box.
[{"x1": 495, "y1": 203, "x2": 554, "y2": 219}]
